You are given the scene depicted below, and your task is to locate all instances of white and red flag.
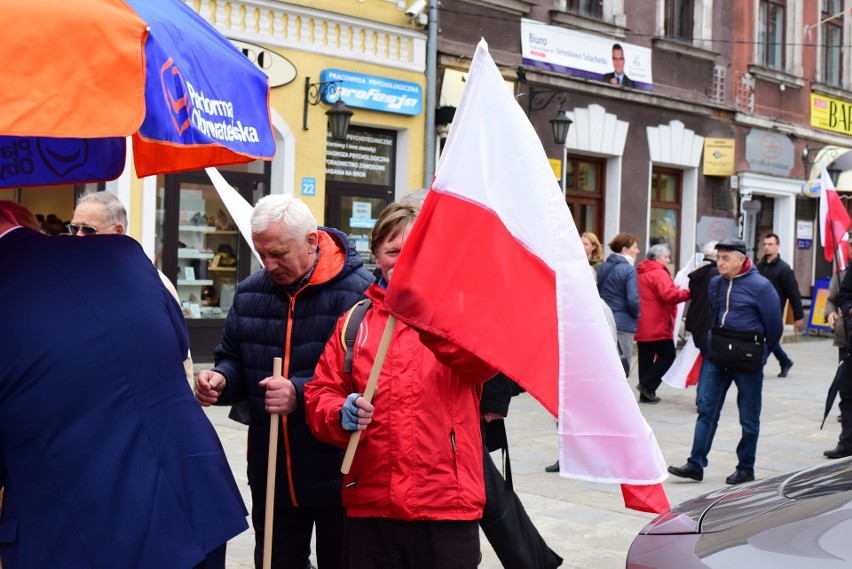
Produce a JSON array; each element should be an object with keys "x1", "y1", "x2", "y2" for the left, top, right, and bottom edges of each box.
[
  {"x1": 820, "y1": 164, "x2": 851, "y2": 270},
  {"x1": 384, "y1": 40, "x2": 669, "y2": 514}
]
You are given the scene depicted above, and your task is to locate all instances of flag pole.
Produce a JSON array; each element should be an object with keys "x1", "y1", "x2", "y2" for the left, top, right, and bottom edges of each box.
[
  {"x1": 341, "y1": 316, "x2": 397, "y2": 474},
  {"x1": 262, "y1": 357, "x2": 283, "y2": 569}
]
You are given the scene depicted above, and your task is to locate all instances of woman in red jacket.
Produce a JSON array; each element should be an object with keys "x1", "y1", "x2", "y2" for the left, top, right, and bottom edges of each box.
[
  {"x1": 635, "y1": 243, "x2": 691, "y2": 403},
  {"x1": 305, "y1": 201, "x2": 495, "y2": 568}
]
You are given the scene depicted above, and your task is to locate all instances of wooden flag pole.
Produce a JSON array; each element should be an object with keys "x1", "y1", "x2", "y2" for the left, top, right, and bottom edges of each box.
[
  {"x1": 262, "y1": 357, "x2": 283, "y2": 569},
  {"x1": 341, "y1": 315, "x2": 397, "y2": 474}
]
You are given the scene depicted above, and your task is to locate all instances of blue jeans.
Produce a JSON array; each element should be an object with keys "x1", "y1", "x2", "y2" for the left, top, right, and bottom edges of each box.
[
  {"x1": 771, "y1": 343, "x2": 792, "y2": 368},
  {"x1": 687, "y1": 359, "x2": 764, "y2": 473}
]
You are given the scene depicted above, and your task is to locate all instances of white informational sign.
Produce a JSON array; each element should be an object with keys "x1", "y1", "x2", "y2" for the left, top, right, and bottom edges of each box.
[
  {"x1": 353, "y1": 201, "x2": 372, "y2": 219},
  {"x1": 520, "y1": 19, "x2": 653, "y2": 90},
  {"x1": 797, "y1": 220, "x2": 814, "y2": 240}
]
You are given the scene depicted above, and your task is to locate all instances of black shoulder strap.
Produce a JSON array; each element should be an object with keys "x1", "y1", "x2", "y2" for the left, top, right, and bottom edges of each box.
[{"x1": 342, "y1": 299, "x2": 372, "y2": 373}]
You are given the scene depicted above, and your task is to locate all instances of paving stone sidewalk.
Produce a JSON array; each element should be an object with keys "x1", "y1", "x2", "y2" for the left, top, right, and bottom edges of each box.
[{"x1": 204, "y1": 335, "x2": 841, "y2": 568}]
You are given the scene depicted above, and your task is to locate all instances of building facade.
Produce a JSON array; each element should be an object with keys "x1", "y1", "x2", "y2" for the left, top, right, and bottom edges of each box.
[{"x1": 434, "y1": 0, "x2": 852, "y2": 306}]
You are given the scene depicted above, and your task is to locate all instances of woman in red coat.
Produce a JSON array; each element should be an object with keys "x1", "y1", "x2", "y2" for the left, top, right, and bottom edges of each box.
[
  {"x1": 305, "y1": 201, "x2": 495, "y2": 568},
  {"x1": 635, "y1": 243, "x2": 691, "y2": 403}
]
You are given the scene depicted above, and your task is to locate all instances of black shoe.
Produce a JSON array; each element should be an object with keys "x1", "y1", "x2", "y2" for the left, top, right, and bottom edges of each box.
[
  {"x1": 668, "y1": 463, "x2": 703, "y2": 481},
  {"x1": 636, "y1": 383, "x2": 660, "y2": 402},
  {"x1": 639, "y1": 394, "x2": 659, "y2": 404},
  {"x1": 824, "y1": 445, "x2": 852, "y2": 459},
  {"x1": 725, "y1": 469, "x2": 755, "y2": 484},
  {"x1": 778, "y1": 361, "x2": 793, "y2": 378},
  {"x1": 545, "y1": 460, "x2": 560, "y2": 473}
]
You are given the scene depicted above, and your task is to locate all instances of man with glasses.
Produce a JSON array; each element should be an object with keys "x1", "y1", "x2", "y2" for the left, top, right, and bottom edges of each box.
[
  {"x1": 68, "y1": 191, "x2": 126, "y2": 235},
  {"x1": 603, "y1": 43, "x2": 635, "y2": 88},
  {"x1": 70, "y1": 191, "x2": 194, "y2": 383},
  {"x1": 668, "y1": 238, "x2": 782, "y2": 485}
]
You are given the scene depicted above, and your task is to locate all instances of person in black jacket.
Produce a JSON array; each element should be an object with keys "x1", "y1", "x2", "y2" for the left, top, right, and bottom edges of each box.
[
  {"x1": 195, "y1": 194, "x2": 373, "y2": 569},
  {"x1": 685, "y1": 241, "x2": 719, "y2": 353},
  {"x1": 829, "y1": 267, "x2": 852, "y2": 459},
  {"x1": 756, "y1": 233, "x2": 803, "y2": 377}
]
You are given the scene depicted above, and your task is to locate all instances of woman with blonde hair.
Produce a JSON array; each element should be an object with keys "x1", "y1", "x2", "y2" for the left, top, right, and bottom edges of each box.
[{"x1": 581, "y1": 231, "x2": 604, "y2": 267}]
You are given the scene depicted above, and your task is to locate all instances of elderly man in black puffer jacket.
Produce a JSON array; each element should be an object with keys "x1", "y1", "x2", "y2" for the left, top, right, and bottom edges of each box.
[{"x1": 196, "y1": 194, "x2": 373, "y2": 569}]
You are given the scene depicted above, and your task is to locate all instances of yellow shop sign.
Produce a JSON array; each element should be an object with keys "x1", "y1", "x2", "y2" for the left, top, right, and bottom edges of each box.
[{"x1": 811, "y1": 93, "x2": 852, "y2": 135}]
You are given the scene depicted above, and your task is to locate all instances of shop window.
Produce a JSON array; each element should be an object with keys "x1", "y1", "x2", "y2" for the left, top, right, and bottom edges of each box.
[
  {"x1": 325, "y1": 126, "x2": 396, "y2": 274},
  {"x1": 666, "y1": 0, "x2": 693, "y2": 41},
  {"x1": 758, "y1": 0, "x2": 786, "y2": 70},
  {"x1": 564, "y1": 157, "x2": 604, "y2": 237},
  {"x1": 649, "y1": 168, "x2": 682, "y2": 271},
  {"x1": 822, "y1": 0, "x2": 843, "y2": 87},
  {"x1": 156, "y1": 164, "x2": 269, "y2": 322}
]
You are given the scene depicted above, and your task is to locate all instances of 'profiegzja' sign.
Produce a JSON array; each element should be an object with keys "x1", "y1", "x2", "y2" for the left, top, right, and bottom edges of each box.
[{"x1": 320, "y1": 69, "x2": 422, "y2": 116}]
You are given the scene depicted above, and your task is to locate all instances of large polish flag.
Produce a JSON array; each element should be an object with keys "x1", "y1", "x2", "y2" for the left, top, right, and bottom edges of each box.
[
  {"x1": 384, "y1": 40, "x2": 669, "y2": 514},
  {"x1": 820, "y1": 165, "x2": 851, "y2": 270}
]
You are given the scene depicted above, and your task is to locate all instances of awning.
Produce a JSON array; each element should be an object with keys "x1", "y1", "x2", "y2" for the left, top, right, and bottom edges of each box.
[{"x1": 809, "y1": 145, "x2": 852, "y2": 192}]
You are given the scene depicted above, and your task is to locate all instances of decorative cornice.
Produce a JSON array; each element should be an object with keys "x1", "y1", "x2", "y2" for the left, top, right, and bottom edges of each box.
[
  {"x1": 652, "y1": 37, "x2": 717, "y2": 63},
  {"x1": 183, "y1": 0, "x2": 426, "y2": 72},
  {"x1": 548, "y1": 10, "x2": 626, "y2": 39},
  {"x1": 747, "y1": 65, "x2": 806, "y2": 89},
  {"x1": 458, "y1": 0, "x2": 534, "y2": 17}
]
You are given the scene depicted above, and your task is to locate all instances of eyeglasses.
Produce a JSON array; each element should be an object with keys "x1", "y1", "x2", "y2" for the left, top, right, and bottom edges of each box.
[{"x1": 66, "y1": 223, "x2": 116, "y2": 235}]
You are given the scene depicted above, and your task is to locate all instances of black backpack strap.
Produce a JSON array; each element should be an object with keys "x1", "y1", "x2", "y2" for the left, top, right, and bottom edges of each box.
[{"x1": 341, "y1": 299, "x2": 372, "y2": 374}]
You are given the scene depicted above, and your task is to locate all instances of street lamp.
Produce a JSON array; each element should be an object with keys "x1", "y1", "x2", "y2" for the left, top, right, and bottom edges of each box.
[
  {"x1": 325, "y1": 100, "x2": 353, "y2": 142},
  {"x1": 527, "y1": 86, "x2": 573, "y2": 145},
  {"x1": 303, "y1": 77, "x2": 354, "y2": 141},
  {"x1": 550, "y1": 110, "x2": 572, "y2": 146}
]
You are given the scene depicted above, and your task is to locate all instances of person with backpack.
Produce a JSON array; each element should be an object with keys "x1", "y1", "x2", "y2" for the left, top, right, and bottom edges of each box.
[{"x1": 305, "y1": 201, "x2": 496, "y2": 568}]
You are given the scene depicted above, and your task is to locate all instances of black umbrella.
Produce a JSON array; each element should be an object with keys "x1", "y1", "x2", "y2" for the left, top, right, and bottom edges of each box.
[{"x1": 822, "y1": 356, "x2": 850, "y2": 429}]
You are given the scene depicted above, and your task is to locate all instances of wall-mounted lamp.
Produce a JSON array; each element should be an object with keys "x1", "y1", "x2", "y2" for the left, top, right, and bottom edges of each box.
[
  {"x1": 527, "y1": 87, "x2": 573, "y2": 145},
  {"x1": 303, "y1": 77, "x2": 353, "y2": 141}
]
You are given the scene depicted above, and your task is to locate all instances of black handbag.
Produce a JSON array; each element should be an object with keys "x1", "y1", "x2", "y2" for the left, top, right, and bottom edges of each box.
[{"x1": 707, "y1": 281, "x2": 764, "y2": 372}]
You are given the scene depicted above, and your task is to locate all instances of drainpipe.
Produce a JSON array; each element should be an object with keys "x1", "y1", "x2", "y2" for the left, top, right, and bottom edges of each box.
[{"x1": 423, "y1": 0, "x2": 438, "y2": 187}]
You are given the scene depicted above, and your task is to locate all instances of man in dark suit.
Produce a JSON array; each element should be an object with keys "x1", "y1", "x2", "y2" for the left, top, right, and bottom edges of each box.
[
  {"x1": 602, "y1": 43, "x2": 635, "y2": 88},
  {"x1": 0, "y1": 201, "x2": 248, "y2": 569}
]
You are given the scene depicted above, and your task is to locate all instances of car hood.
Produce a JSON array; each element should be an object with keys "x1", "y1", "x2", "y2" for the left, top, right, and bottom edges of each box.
[{"x1": 640, "y1": 458, "x2": 852, "y2": 535}]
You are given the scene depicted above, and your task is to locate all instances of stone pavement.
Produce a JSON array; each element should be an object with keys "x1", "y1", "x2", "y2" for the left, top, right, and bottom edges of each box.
[{"x1": 203, "y1": 334, "x2": 842, "y2": 568}]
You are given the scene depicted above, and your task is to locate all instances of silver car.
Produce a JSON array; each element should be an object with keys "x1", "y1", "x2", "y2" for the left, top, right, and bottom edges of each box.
[{"x1": 627, "y1": 458, "x2": 852, "y2": 568}]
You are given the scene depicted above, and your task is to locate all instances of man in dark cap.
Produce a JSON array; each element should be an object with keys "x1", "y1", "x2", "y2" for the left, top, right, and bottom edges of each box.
[{"x1": 667, "y1": 238, "x2": 783, "y2": 485}]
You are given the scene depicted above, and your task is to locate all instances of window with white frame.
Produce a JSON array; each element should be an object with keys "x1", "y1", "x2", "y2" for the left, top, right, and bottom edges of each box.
[
  {"x1": 758, "y1": 0, "x2": 786, "y2": 70},
  {"x1": 822, "y1": 0, "x2": 844, "y2": 86},
  {"x1": 665, "y1": 0, "x2": 693, "y2": 40}
]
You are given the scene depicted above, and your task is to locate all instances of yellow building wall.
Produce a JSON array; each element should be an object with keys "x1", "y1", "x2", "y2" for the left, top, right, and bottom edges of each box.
[
  {"x1": 270, "y1": 52, "x2": 425, "y2": 224},
  {"x1": 252, "y1": 0, "x2": 426, "y2": 224}
]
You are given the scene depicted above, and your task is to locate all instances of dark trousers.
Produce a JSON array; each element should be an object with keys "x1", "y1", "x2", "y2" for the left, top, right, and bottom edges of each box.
[
  {"x1": 638, "y1": 339, "x2": 677, "y2": 394},
  {"x1": 346, "y1": 518, "x2": 480, "y2": 569},
  {"x1": 839, "y1": 357, "x2": 852, "y2": 450},
  {"x1": 251, "y1": 499, "x2": 345, "y2": 569},
  {"x1": 688, "y1": 360, "x2": 763, "y2": 472}
]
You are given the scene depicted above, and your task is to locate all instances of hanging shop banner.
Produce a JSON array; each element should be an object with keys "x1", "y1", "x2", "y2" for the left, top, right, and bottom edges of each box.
[
  {"x1": 320, "y1": 69, "x2": 422, "y2": 116},
  {"x1": 745, "y1": 128, "x2": 795, "y2": 176},
  {"x1": 520, "y1": 19, "x2": 653, "y2": 91}
]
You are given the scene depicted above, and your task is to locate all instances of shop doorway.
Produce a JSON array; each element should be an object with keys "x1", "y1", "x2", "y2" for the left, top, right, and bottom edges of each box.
[
  {"x1": 324, "y1": 126, "x2": 396, "y2": 274},
  {"x1": 158, "y1": 164, "x2": 270, "y2": 362}
]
